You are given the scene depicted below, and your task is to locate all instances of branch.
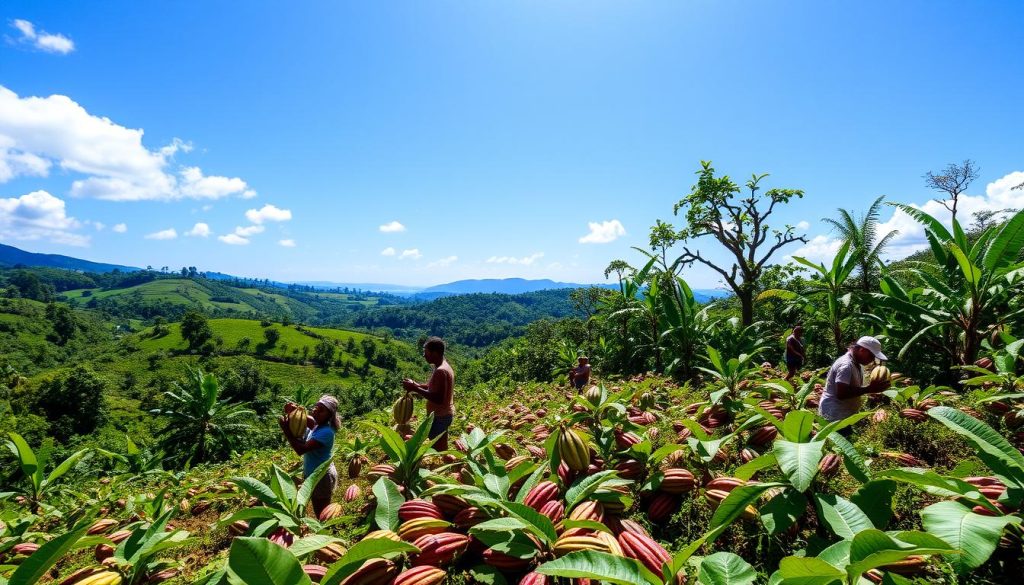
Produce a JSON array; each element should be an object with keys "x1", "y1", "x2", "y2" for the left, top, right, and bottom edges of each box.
[{"x1": 677, "y1": 247, "x2": 739, "y2": 292}]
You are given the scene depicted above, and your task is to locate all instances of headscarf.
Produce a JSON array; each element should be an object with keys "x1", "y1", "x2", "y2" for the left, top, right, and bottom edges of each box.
[{"x1": 316, "y1": 395, "x2": 341, "y2": 430}]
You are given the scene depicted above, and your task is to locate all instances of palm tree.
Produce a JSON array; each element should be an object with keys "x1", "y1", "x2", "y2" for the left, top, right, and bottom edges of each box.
[
  {"x1": 822, "y1": 195, "x2": 898, "y2": 293},
  {"x1": 151, "y1": 368, "x2": 255, "y2": 466}
]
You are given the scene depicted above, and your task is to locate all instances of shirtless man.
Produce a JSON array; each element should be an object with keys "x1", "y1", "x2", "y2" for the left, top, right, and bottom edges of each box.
[{"x1": 402, "y1": 336, "x2": 455, "y2": 450}]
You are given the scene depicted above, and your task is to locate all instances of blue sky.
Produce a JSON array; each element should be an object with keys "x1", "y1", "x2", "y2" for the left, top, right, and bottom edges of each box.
[{"x1": 2, "y1": 1, "x2": 1022, "y2": 287}]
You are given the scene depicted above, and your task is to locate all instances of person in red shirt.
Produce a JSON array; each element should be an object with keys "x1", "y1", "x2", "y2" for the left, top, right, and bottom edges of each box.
[{"x1": 402, "y1": 336, "x2": 455, "y2": 450}]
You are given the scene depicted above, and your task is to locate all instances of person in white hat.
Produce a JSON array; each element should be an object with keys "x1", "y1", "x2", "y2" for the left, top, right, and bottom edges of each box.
[{"x1": 818, "y1": 336, "x2": 891, "y2": 425}]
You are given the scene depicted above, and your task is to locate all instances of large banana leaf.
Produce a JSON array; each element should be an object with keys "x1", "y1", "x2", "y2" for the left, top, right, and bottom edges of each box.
[
  {"x1": 927, "y1": 406, "x2": 1024, "y2": 489},
  {"x1": 921, "y1": 500, "x2": 1021, "y2": 574}
]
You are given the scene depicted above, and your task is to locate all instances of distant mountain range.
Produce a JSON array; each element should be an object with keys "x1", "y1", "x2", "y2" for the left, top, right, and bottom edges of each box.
[
  {"x1": 0, "y1": 243, "x2": 138, "y2": 273},
  {"x1": 0, "y1": 243, "x2": 730, "y2": 301}
]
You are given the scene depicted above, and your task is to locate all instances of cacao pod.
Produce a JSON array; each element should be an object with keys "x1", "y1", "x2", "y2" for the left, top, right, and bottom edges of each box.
[
  {"x1": 340, "y1": 558, "x2": 398, "y2": 585},
  {"x1": 453, "y1": 506, "x2": 489, "y2": 530},
  {"x1": 344, "y1": 484, "x2": 361, "y2": 502},
  {"x1": 319, "y1": 502, "x2": 344, "y2": 522},
  {"x1": 658, "y1": 469, "x2": 696, "y2": 494},
  {"x1": 398, "y1": 517, "x2": 452, "y2": 541},
  {"x1": 524, "y1": 481, "x2": 560, "y2": 511},
  {"x1": 393, "y1": 393, "x2": 414, "y2": 425},
  {"x1": 411, "y1": 532, "x2": 469, "y2": 566},
  {"x1": 557, "y1": 426, "x2": 590, "y2": 471},
  {"x1": 870, "y1": 365, "x2": 890, "y2": 385},
  {"x1": 303, "y1": 565, "x2": 327, "y2": 583},
  {"x1": 393, "y1": 566, "x2": 446, "y2": 585},
  {"x1": 568, "y1": 500, "x2": 605, "y2": 523},
  {"x1": 316, "y1": 542, "x2": 347, "y2": 563},
  {"x1": 553, "y1": 534, "x2": 614, "y2": 556},
  {"x1": 399, "y1": 499, "x2": 444, "y2": 522},
  {"x1": 818, "y1": 453, "x2": 841, "y2": 477},
  {"x1": 431, "y1": 494, "x2": 470, "y2": 517},
  {"x1": 288, "y1": 406, "x2": 308, "y2": 437},
  {"x1": 646, "y1": 492, "x2": 679, "y2": 524},
  {"x1": 618, "y1": 531, "x2": 671, "y2": 577},
  {"x1": 539, "y1": 500, "x2": 565, "y2": 523},
  {"x1": 87, "y1": 519, "x2": 118, "y2": 535},
  {"x1": 481, "y1": 548, "x2": 533, "y2": 571},
  {"x1": 520, "y1": 572, "x2": 551, "y2": 585}
]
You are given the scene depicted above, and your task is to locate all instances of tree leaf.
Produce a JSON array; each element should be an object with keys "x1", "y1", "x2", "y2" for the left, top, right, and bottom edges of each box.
[
  {"x1": 776, "y1": 556, "x2": 844, "y2": 585},
  {"x1": 9, "y1": 522, "x2": 89, "y2": 585},
  {"x1": 813, "y1": 493, "x2": 874, "y2": 540},
  {"x1": 927, "y1": 406, "x2": 1024, "y2": 488},
  {"x1": 850, "y1": 479, "x2": 897, "y2": 530},
  {"x1": 698, "y1": 551, "x2": 757, "y2": 585},
  {"x1": 920, "y1": 500, "x2": 1022, "y2": 574},
  {"x1": 760, "y1": 489, "x2": 805, "y2": 535},
  {"x1": 536, "y1": 550, "x2": 663, "y2": 585},
  {"x1": 320, "y1": 538, "x2": 419, "y2": 585},
  {"x1": 226, "y1": 537, "x2": 311, "y2": 585},
  {"x1": 371, "y1": 477, "x2": 403, "y2": 531},
  {"x1": 775, "y1": 440, "x2": 824, "y2": 493},
  {"x1": 565, "y1": 470, "x2": 618, "y2": 510}
]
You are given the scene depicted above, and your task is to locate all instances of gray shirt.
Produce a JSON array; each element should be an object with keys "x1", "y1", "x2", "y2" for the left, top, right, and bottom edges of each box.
[{"x1": 818, "y1": 351, "x2": 864, "y2": 422}]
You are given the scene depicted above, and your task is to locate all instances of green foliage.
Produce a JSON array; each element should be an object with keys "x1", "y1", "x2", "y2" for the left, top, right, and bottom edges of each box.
[
  {"x1": 181, "y1": 309, "x2": 214, "y2": 351},
  {"x1": 34, "y1": 365, "x2": 107, "y2": 441}
]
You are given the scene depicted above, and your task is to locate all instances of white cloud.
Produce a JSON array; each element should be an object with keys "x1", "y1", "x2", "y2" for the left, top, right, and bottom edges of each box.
[
  {"x1": 792, "y1": 171, "x2": 1024, "y2": 265},
  {"x1": 112, "y1": 223, "x2": 127, "y2": 233},
  {"x1": 0, "y1": 86, "x2": 254, "y2": 201},
  {"x1": 145, "y1": 228, "x2": 177, "y2": 240},
  {"x1": 787, "y1": 235, "x2": 845, "y2": 265},
  {"x1": 427, "y1": 255, "x2": 458, "y2": 268},
  {"x1": 185, "y1": 222, "x2": 211, "y2": 237},
  {"x1": 579, "y1": 219, "x2": 626, "y2": 244},
  {"x1": 233, "y1": 224, "x2": 264, "y2": 237},
  {"x1": 379, "y1": 220, "x2": 406, "y2": 233},
  {"x1": 245, "y1": 204, "x2": 291, "y2": 224},
  {"x1": 487, "y1": 252, "x2": 545, "y2": 265},
  {"x1": 796, "y1": 220, "x2": 810, "y2": 230},
  {"x1": 399, "y1": 248, "x2": 422, "y2": 260},
  {"x1": 875, "y1": 170, "x2": 1024, "y2": 258},
  {"x1": 10, "y1": 19, "x2": 74, "y2": 54},
  {"x1": 278, "y1": 239, "x2": 296, "y2": 247},
  {"x1": 218, "y1": 233, "x2": 249, "y2": 245},
  {"x1": 92, "y1": 221, "x2": 105, "y2": 231},
  {"x1": 381, "y1": 247, "x2": 396, "y2": 256},
  {"x1": 0, "y1": 190, "x2": 88, "y2": 246}
]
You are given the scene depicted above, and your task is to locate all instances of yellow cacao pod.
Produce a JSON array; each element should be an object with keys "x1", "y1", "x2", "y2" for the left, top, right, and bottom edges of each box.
[
  {"x1": 393, "y1": 393, "x2": 414, "y2": 425},
  {"x1": 76, "y1": 571, "x2": 123, "y2": 585},
  {"x1": 288, "y1": 406, "x2": 308, "y2": 437},
  {"x1": 870, "y1": 365, "x2": 890, "y2": 384}
]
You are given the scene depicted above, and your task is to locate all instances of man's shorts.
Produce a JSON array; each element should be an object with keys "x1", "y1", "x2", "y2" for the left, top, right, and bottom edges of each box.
[
  {"x1": 786, "y1": 356, "x2": 804, "y2": 369},
  {"x1": 573, "y1": 378, "x2": 587, "y2": 390},
  {"x1": 429, "y1": 414, "x2": 453, "y2": 439}
]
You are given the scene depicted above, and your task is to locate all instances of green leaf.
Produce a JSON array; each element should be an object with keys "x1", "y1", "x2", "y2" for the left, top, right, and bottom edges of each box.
[
  {"x1": 734, "y1": 453, "x2": 777, "y2": 481},
  {"x1": 8, "y1": 522, "x2": 90, "y2": 585},
  {"x1": 775, "y1": 440, "x2": 824, "y2": 492},
  {"x1": 813, "y1": 493, "x2": 874, "y2": 540},
  {"x1": 845, "y1": 529, "x2": 954, "y2": 579},
  {"x1": 226, "y1": 537, "x2": 311, "y2": 585},
  {"x1": 371, "y1": 477, "x2": 403, "y2": 531},
  {"x1": 43, "y1": 449, "x2": 90, "y2": 488},
  {"x1": 289, "y1": 535, "x2": 345, "y2": 559},
  {"x1": 498, "y1": 501, "x2": 558, "y2": 545},
  {"x1": 5, "y1": 433, "x2": 38, "y2": 484},
  {"x1": 782, "y1": 411, "x2": 815, "y2": 442},
  {"x1": 921, "y1": 500, "x2": 1022, "y2": 574},
  {"x1": 536, "y1": 550, "x2": 663, "y2": 585},
  {"x1": 983, "y1": 209, "x2": 1024, "y2": 272},
  {"x1": 297, "y1": 458, "x2": 334, "y2": 510},
  {"x1": 565, "y1": 470, "x2": 618, "y2": 510},
  {"x1": 927, "y1": 406, "x2": 1024, "y2": 488},
  {"x1": 826, "y1": 432, "x2": 871, "y2": 483},
  {"x1": 776, "y1": 556, "x2": 844, "y2": 585},
  {"x1": 710, "y1": 482, "x2": 784, "y2": 527},
  {"x1": 760, "y1": 489, "x2": 805, "y2": 535},
  {"x1": 233, "y1": 477, "x2": 284, "y2": 510},
  {"x1": 850, "y1": 480, "x2": 898, "y2": 530},
  {"x1": 698, "y1": 551, "x2": 757, "y2": 585},
  {"x1": 467, "y1": 564, "x2": 509, "y2": 585}
]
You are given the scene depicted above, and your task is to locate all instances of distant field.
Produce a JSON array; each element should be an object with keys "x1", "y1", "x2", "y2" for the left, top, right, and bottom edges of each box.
[{"x1": 136, "y1": 318, "x2": 373, "y2": 359}]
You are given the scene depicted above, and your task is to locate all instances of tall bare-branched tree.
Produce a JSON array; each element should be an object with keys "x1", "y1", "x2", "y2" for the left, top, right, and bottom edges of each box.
[
  {"x1": 924, "y1": 159, "x2": 979, "y2": 224},
  {"x1": 670, "y1": 160, "x2": 807, "y2": 326}
]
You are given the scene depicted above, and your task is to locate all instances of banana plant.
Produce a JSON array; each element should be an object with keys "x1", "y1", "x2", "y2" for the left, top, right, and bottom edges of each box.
[
  {"x1": 873, "y1": 206, "x2": 1024, "y2": 367},
  {"x1": 219, "y1": 459, "x2": 334, "y2": 537},
  {"x1": 769, "y1": 527, "x2": 954, "y2": 584},
  {"x1": 4, "y1": 433, "x2": 91, "y2": 514},
  {"x1": 878, "y1": 405, "x2": 1024, "y2": 574},
  {"x1": 95, "y1": 435, "x2": 168, "y2": 481},
  {"x1": 365, "y1": 413, "x2": 441, "y2": 497},
  {"x1": 962, "y1": 338, "x2": 1024, "y2": 401}
]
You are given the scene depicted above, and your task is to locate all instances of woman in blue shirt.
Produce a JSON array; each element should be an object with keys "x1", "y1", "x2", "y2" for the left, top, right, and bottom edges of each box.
[{"x1": 279, "y1": 395, "x2": 339, "y2": 518}]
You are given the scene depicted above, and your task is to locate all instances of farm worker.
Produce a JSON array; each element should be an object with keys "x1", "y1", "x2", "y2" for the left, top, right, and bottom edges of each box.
[
  {"x1": 784, "y1": 325, "x2": 806, "y2": 382},
  {"x1": 570, "y1": 356, "x2": 591, "y2": 390},
  {"x1": 818, "y1": 336, "x2": 891, "y2": 426},
  {"x1": 279, "y1": 395, "x2": 339, "y2": 517},
  {"x1": 403, "y1": 336, "x2": 455, "y2": 451}
]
